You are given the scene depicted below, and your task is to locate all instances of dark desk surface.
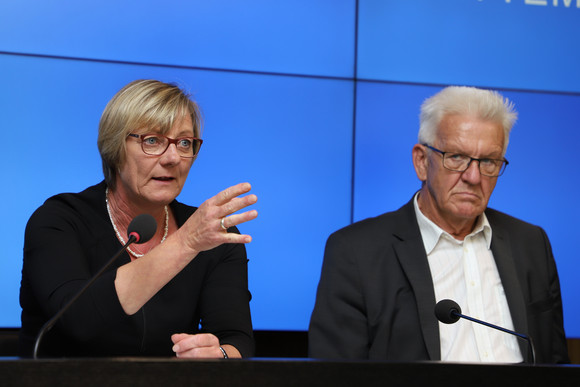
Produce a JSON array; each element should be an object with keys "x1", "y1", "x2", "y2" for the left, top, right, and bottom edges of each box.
[{"x1": 1, "y1": 357, "x2": 579, "y2": 387}]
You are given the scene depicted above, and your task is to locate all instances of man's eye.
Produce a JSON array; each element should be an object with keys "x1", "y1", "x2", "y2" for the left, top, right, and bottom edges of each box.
[{"x1": 447, "y1": 154, "x2": 465, "y2": 161}]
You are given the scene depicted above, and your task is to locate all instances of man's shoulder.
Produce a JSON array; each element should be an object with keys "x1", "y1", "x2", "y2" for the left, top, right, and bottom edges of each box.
[
  {"x1": 330, "y1": 199, "x2": 416, "y2": 241},
  {"x1": 485, "y1": 207, "x2": 542, "y2": 231}
]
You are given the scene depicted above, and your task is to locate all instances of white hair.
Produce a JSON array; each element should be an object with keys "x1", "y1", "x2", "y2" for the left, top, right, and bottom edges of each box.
[{"x1": 418, "y1": 86, "x2": 517, "y2": 155}]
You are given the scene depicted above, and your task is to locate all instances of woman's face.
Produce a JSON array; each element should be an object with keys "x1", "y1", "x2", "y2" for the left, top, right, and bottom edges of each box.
[{"x1": 115, "y1": 114, "x2": 195, "y2": 208}]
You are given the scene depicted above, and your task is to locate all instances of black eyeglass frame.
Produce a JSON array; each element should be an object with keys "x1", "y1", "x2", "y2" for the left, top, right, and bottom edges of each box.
[
  {"x1": 422, "y1": 144, "x2": 509, "y2": 177},
  {"x1": 128, "y1": 133, "x2": 203, "y2": 158}
]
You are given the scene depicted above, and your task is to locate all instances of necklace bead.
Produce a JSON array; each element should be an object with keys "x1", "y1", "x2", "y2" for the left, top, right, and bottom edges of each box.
[{"x1": 105, "y1": 187, "x2": 169, "y2": 258}]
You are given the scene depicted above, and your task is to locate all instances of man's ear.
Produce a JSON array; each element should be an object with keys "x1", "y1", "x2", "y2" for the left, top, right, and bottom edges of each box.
[{"x1": 412, "y1": 144, "x2": 428, "y2": 182}]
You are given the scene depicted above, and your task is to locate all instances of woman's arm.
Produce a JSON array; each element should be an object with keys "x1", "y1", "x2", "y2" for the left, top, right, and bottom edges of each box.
[{"x1": 114, "y1": 182, "x2": 257, "y2": 315}]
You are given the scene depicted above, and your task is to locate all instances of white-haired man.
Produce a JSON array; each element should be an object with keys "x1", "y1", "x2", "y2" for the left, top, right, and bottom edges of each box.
[{"x1": 309, "y1": 86, "x2": 569, "y2": 364}]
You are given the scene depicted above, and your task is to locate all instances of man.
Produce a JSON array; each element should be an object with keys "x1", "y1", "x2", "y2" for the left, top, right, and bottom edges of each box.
[{"x1": 308, "y1": 86, "x2": 569, "y2": 364}]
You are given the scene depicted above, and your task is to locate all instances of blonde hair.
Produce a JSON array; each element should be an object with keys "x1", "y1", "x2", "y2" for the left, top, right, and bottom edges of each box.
[
  {"x1": 97, "y1": 79, "x2": 202, "y2": 189},
  {"x1": 418, "y1": 86, "x2": 517, "y2": 155}
]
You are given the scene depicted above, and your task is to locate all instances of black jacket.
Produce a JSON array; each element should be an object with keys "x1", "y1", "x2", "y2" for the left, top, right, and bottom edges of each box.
[
  {"x1": 309, "y1": 198, "x2": 569, "y2": 364},
  {"x1": 20, "y1": 181, "x2": 254, "y2": 357}
]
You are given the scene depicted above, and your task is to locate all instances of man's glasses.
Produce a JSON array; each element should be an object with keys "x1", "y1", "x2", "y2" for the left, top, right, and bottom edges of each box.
[
  {"x1": 128, "y1": 133, "x2": 203, "y2": 158},
  {"x1": 423, "y1": 144, "x2": 508, "y2": 177}
]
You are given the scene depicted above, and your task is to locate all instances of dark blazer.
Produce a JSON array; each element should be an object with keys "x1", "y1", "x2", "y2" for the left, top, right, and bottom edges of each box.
[
  {"x1": 308, "y1": 198, "x2": 569, "y2": 364},
  {"x1": 20, "y1": 182, "x2": 254, "y2": 358}
]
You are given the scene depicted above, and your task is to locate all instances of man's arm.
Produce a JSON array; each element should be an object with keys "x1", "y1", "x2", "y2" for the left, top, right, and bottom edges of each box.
[{"x1": 308, "y1": 231, "x2": 370, "y2": 359}]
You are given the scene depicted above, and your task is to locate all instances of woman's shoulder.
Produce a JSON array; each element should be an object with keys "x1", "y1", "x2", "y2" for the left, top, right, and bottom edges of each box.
[
  {"x1": 41, "y1": 181, "x2": 105, "y2": 207},
  {"x1": 27, "y1": 182, "x2": 107, "y2": 229}
]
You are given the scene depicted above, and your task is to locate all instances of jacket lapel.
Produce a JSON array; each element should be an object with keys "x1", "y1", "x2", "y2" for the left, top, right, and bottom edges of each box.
[
  {"x1": 392, "y1": 200, "x2": 441, "y2": 360},
  {"x1": 488, "y1": 211, "x2": 530, "y2": 362}
]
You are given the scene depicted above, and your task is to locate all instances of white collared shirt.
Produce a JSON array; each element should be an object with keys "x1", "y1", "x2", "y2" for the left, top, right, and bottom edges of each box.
[{"x1": 413, "y1": 194, "x2": 523, "y2": 363}]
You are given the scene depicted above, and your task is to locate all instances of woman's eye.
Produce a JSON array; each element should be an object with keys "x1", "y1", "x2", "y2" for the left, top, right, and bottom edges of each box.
[
  {"x1": 178, "y1": 139, "x2": 192, "y2": 148},
  {"x1": 144, "y1": 136, "x2": 160, "y2": 145}
]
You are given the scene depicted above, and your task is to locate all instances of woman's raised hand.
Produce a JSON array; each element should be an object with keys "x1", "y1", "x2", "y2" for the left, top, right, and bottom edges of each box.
[{"x1": 179, "y1": 182, "x2": 258, "y2": 254}]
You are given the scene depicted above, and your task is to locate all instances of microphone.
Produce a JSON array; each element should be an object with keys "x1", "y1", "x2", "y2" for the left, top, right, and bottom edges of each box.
[
  {"x1": 127, "y1": 213, "x2": 157, "y2": 244},
  {"x1": 434, "y1": 299, "x2": 536, "y2": 364},
  {"x1": 32, "y1": 214, "x2": 157, "y2": 359}
]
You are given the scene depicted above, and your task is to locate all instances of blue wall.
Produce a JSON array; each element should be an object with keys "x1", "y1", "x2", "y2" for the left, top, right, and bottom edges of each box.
[{"x1": 1, "y1": 0, "x2": 579, "y2": 337}]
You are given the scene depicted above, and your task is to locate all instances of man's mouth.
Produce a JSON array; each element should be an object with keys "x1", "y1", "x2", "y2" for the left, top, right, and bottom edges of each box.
[
  {"x1": 152, "y1": 177, "x2": 175, "y2": 181},
  {"x1": 455, "y1": 191, "x2": 479, "y2": 199}
]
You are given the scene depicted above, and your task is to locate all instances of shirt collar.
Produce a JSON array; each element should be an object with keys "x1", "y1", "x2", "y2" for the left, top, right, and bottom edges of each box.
[{"x1": 413, "y1": 192, "x2": 492, "y2": 254}]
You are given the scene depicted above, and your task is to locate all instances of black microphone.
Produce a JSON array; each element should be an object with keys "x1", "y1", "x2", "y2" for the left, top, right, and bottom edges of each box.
[
  {"x1": 126, "y1": 213, "x2": 157, "y2": 244},
  {"x1": 32, "y1": 214, "x2": 157, "y2": 359},
  {"x1": 434, "y1": 299, "x2": 536, "y2": 364}
]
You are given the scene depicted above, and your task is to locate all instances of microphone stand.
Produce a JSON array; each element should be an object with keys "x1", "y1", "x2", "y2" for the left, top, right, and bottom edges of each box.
[
  {"x1": 451, "y1": 310, "x2": 537, "y2": 365},
  {"x1": 32, "y1": 235, "x2": 137, "y2": 359}
]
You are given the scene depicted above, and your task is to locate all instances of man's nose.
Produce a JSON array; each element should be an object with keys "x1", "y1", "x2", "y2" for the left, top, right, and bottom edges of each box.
[{"x1": 461, "y1": 159, "x2": 482, "y2": 183}]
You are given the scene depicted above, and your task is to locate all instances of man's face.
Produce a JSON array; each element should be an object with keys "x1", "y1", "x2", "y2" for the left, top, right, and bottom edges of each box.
[{"x1": 413, "y1": 114, "x2": 505, "y2": 234}]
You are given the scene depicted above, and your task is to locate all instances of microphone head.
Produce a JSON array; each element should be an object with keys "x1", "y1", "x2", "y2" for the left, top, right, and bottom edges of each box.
[
  {"x1": 434, "y1": 299, "x2": 462, "y2": 324},
  {"x1": 127, "y1": 214, "x2": 157, "y2": 244}
]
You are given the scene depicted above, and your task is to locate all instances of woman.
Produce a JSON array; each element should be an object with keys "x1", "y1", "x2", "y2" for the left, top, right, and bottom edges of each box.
[{"x1": 19, "y1": 79, "x2": 258, "y2": 358}]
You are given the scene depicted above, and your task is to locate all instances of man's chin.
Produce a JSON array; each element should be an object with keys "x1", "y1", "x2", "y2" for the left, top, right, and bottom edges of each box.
[
  {"x1": 450, "y1": 200, "x2": 486, "y2": 218},
  {"x1": 454, "y1": 207, "x2": 485, "y2": 221}
]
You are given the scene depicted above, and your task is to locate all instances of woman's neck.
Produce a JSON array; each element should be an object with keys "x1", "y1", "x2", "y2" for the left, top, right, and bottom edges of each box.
[{"x1": 106, "y1": 186, "x2": 172, "y2": 259}]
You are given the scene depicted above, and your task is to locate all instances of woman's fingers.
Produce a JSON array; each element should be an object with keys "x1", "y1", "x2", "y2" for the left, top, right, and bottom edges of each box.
[
  {"x1": 171, "y1": 333, "x2": 224, "y2": 359},
  {"x1": 218, "y1": 193, "x2": 258, "y2": 219},
  {"x1": 219, "y1": 209, "x2": 258, "y2": 243},
  {"x1": 213, "y1": 182, "x2": 252, "y2": 206},
  {"x1": 209, "y1": 183, "x2": 257, "y2": 232},
  {"x1": 220, "y1": 209, "x2": 258, "y2": 232},
  {"x1": 180, "y1": 183, "x2": 258, "y2": 252},
  {"x1": 214, "y1": 183, "x2": 258, "y2": 234}
]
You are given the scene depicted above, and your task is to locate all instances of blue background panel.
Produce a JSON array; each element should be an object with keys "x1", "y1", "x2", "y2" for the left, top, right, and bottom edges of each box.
[
  {"x1": 358, "y1": 0, "x2": 580, "y2": 93},
  {"x1": 0, "y1": 0, "x2": 355, "y2": 78}
]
